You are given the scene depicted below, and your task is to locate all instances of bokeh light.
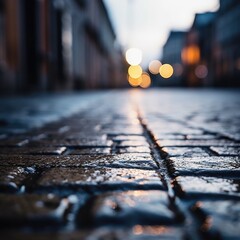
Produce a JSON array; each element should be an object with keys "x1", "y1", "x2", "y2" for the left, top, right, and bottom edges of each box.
[
  {"x1": 140, "y1": 72, "x2": 151, "y2": 88},
  {"x1": 128, "y1": 75, "x2": 142, "y2": 87},
  {"x1": 195, "y1": 65, "x2": 208, "y2": 79},
  {"x1": 128, "y1": 65, "x2": 143, "y2": 79},
  {"x1": 173, "y1": 63, "x2": 183, "y2": 77},
  {"x1": 181, "y1": 45, "x2": 200, "y2": 65},
  {"x1": 125, "y1": 48, "x2": 142, "y2": 66},
  {"x1": 159, "y1": 64, "x2": 174, "y2": 78},
  {"x1": 148, "y1": 60, "x2": 162, "y2": 74}
]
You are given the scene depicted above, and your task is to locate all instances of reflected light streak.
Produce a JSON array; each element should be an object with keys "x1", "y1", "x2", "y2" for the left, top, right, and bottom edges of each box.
[
  {"x1": 159, "y1": 64, "x2": 174, "y2": 79},
  {"x1": 128, "y1": 65, "x2": 143, "y2": 79},
  {"x1": 148, "y1": 60, "x2": 162, "y2": 74},
  {"x1": 126, "y1": 48, "x2": 142, "y2": 66}
]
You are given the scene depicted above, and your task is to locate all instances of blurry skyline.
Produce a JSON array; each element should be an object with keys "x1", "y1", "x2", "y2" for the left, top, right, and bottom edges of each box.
[{"x1": 104, "y1": 0, "x2": 219, "y2": 67}]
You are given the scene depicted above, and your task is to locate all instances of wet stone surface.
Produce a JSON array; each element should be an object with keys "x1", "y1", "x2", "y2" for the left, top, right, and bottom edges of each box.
[
  {"x1": 0, "y1": 167, "x2": 29, "y2": 192},
  {"x1": 0, "y1": 194, "x2": 70, "y2": 227},
  {"x1": 210, "y1": 146, "x2": 240, "y2": 156},
  {"x1": 190, "y1": 200, "x2": 240, "y2": 239},
  {"x1": 77, "y1": 190, "x2": 176, "y2": 227},
  {"x1": 173, "y1": 176, "x2": 240, "y2": 197},
  {"x1": 68, "y1": 147, "x2": 112, "y2": 155},
  {"x1": 38, "y1": 167, "x2": 164, "y2": 190},
  {"x1": 0, "y1": 89, "x2": 239, "y2": 238},
  {"x1": 161, "y1": 147, "x2": 210, "y2": 157},
  {"x1": 0, "y1": 153, "x2": 157, "y2": 169},
  {"x1": 168, "y1": 156, "x2": 240, "y2": 176},
  {"x1": 157, "y1": 139, "x2": 239, "y2": 147},
  {"x1": 1, "y1": 226, "x2": 184, "y2": 240}
]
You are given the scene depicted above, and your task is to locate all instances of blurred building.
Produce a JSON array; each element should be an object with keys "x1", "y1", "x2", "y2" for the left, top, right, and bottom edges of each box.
[
  {"x1": 214, "y1": 0, "x2": 240, "y2": 87},
  {"x1": 159, "y1": 0, "x2": 240, "y2": 88},
  {"x1": 160, "y1": 31, "x2": 186, "y2": 86},
  {"x1": 0, "y1": 0, "x2": 126, "y2": 94},
  {"x1": 183, "y1": 12, "x2": 217, "y2": 87}
]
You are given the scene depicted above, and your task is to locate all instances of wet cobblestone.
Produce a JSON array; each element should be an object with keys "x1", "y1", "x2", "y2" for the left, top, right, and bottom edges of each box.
[{"x1": 0, "y1": 89, "x2": 239, "y2": 239}]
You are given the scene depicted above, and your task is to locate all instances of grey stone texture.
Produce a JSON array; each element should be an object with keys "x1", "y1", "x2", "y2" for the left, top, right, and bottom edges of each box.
[{"x1": 0, "y1": 89, "x2": 239, "y2": 239}]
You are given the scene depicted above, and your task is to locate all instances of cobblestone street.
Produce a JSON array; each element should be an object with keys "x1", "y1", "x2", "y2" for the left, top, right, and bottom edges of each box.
[{"x1": 0, "y1": 89, "x2": 240, "y2": 240}]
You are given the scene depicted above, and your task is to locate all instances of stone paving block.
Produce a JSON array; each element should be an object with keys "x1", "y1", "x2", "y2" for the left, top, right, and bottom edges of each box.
[
  {"x1": 168, "y1": 156, "x2": 240, "y2": 176},
  {"x1": 77, "y1": 190, "x2": 176, "y2": 227},
  {"x1": 1, "y1": 226, "x2": 183, "y2": 240},
  {"x1": 68, "y1": 147, "x2": 111, "y2": 155},
  {"x1": 112, "y1": 135, "x2": 146, "y2": 142},
  {"x1": 30, "y1": 146, "x2": 67, "y2": 155},
  {"x1": 161, "y1": 147, "x2": 209, "y2": 157},
  {"x1": 102, "y1": 127, "x2": 144, "y2": 135},
  {"x1": 118, "y1": 146, "x2": 151, "y2": 154},
  {"x1": 190, "y1": 200, "x2": 240, "y2": 239},
  {"x1": 0, "y1": 166, "x2": 30, "y2": 192},
  {"x1": 173, "y1": 176, "x2": 240, "y2": 196},
  {"x1": 153, "y1": 134, "x2": 185, "y2": 140},
  {"x1": 28, "y1": 138, "x2": 113, "y2": 148},
  {"x1": 0, "y1": 137, "x2": 30, "y2": 147},
  {"x1": 62, "y1": 133, "x2": 107, "y2": 140},
  {"x1": 149, "y1": 126, "x2": 203, "y2": 135},
  {"x1": 117, "y1": 140, "x2": 149, "y2": 147},
  {"x1": 157, "y1": 139, "x2": 239, "y2": 147},
  {"x1": 38, "y1": 167, "x2": 164, "y2": 190},
  {"x1": 0, "y1": 153, "x2": 157, "y2": 170},
  {"x1": 83, "y1": 153, "x2": 157, "y2": 170},
  {"x1": 0, "y1": 146, "x2": 67, "y2": 155},
  {"x1": 185, "y1": 134, "x2": 218, "y2": 140},
  {"x1": 210, "y1": 146, "x2": 240, "y2": 156},
  {"x1": 0, "y1": 194, "x2": 70, "y2": 226}
]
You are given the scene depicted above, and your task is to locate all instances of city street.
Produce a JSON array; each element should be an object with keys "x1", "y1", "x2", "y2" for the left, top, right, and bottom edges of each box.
[{"x1": 0, "y1": 89, "x2": 240, "y2": 239}]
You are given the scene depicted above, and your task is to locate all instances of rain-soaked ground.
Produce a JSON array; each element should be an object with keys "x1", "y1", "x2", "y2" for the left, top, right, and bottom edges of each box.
[{"x1": 0, "y1": 89, "x2": 239, "y2": 239}]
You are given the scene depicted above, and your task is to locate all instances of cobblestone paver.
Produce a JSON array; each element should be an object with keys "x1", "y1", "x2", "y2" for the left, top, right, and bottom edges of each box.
[{"x1": 0, "y1": 89, "x2": 239, "y2": 239}]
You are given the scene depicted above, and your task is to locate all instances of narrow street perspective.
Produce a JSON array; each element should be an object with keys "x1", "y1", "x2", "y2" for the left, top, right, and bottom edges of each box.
[{"x1": 0, "y1": 0, "x2": 240, "y2": 239}]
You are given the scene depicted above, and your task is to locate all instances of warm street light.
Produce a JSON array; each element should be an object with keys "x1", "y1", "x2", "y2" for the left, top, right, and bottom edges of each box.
[{"x1": 125, "y1": 48, "x2": 142, "y2": 66}]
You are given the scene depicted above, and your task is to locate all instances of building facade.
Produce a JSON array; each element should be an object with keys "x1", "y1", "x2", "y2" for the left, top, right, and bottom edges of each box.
[
  {"x1": 183, "y1": 12, "x2": 217, "y2": 87},
  {"x1": 0, "y1": 0, "x2": 126, "y2": 94},
  {"x1": 214, "y1": 0, "x2": 240, "y2": 87},
  {"x1": 160, "y1": 31, "x2": 186, "y2": 86},
  {"x1": 159, "y1": 0, "x2": 240, "y2": 87}
]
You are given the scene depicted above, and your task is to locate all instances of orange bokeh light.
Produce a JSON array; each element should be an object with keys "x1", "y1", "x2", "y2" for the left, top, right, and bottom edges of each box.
[
  {"x1": 128, "y1": 75, "x2": 142, "y2": 87},
  {"x1": 140, "y1": 72, "x2": 151, "y2": 88},
  {"x1": 181, "y1": 45, "x2": 200, "y2": 65}
]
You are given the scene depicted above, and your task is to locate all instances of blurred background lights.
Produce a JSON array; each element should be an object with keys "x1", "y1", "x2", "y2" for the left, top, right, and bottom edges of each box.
[
  {"x1": 128, "y1": 75, "x2": 142, "y2": 87},
  {"x1": 181, "y1": 45, "x2": 200, "y2": 65},
  {"x1": 140, "y1": 73, "x2": 151, "y2": 88},
  {"x1": 125, "y1": 48, "x2": 142, "y2": 66},
  {"x1": 159, "y1": 64, "x2": 174, "y2": 79},
  {"x1": 195, "y1": 65, "x2": 208, "y2": 79},
  {"x1": 128, "y1": 65, "x2": 143, "y2": 79},
  {"x1": 148, "y1": 60, "x2": 162, "y2": 74},
  {"x1": 173, "y1": 63, "x2": 183, "y2": 77}
]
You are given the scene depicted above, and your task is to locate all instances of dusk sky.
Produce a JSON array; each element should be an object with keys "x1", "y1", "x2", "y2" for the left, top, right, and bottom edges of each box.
[{"x1": 104, "y1": 0, "x2": 219, "y2": 67}]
